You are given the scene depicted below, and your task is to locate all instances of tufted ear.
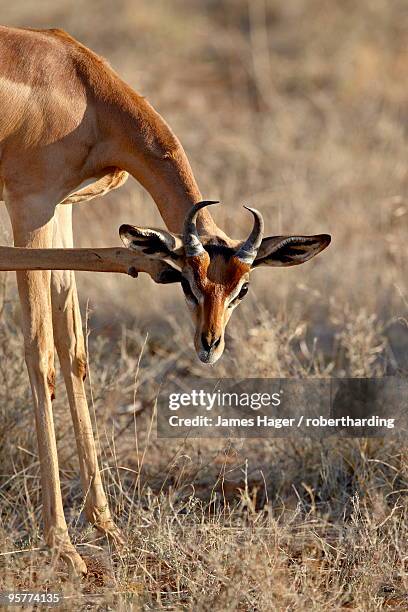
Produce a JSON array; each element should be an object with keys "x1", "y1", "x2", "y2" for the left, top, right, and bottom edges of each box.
[
  {"x1": 119, "y1": 224, "x2": 184, "y2": 262},
  {"x1": 252, "y1": 234, "x2": 331, "y2": 267}
]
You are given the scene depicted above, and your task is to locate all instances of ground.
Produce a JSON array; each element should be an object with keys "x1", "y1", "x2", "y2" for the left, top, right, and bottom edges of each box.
[{"x1": 0, "y1": 0, "x2": 407, "y2": 609}]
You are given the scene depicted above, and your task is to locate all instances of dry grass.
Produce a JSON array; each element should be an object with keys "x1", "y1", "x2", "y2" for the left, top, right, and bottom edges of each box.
[
  {"x1": 1, "y1": 308, "x2": 408, "y2": 609},
  {"x1": 0, "y1": 0, "x2": 407, "y2": 609}
]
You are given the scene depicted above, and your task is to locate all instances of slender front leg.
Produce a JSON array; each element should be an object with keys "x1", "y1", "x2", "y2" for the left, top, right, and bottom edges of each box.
[
  {"x1": 10, "y1": 208, "x2": 87, "y2": 575},
  {"x1": 51, "y1": 205, "x2": 123, "y2": 545}
]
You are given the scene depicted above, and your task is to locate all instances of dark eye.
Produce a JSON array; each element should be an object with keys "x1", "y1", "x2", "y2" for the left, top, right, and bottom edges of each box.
[
  {"x1": 238, "y1": 283, "x2": 249, "y2": 299},
  {"x1": 230, "y1": 282, "x2": 249, "y2": 307},
  {"x1": 181, "y1": 277, "x2": 198, "y2": 304}
]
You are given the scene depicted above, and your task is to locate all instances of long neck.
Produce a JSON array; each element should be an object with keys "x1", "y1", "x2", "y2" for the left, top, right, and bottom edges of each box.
[{"x1": 96, "y1": 80, "x2": 224, "y2": 237}]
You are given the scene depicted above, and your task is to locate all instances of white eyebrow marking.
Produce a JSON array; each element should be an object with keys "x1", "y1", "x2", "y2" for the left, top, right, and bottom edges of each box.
[
  {"x1": 227, "y1": 279, "x2": 248, "y2": 305},
  {"x1": 183, "y1": 271, "x2": 204, "y2": 304}
]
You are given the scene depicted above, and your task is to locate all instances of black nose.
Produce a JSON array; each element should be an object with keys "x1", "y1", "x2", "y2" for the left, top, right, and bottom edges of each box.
[{"x1": 201, "y1": 334, "x2": 221, "y2": 352}]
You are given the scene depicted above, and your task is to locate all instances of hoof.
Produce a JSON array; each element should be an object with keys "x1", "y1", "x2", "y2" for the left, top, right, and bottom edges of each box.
[
  {"x1": 60, "y1": 545, "x2": 88, "y2": 577},
  {"x1": 95, "y1": 520, "x2": 126, "y2": 551}
]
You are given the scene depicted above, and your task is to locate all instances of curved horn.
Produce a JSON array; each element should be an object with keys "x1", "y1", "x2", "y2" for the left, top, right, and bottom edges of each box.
[
  {"x1": 235, "y1": 206, "x2": 264, "y2": 264},
  {"x1": 183, "y1": 200, "x2": 219, "y2": 257}
]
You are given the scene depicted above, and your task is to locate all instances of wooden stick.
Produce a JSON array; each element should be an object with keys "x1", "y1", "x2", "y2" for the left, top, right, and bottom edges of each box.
[{"x1": 0, "y1": 246, "x2": 181, "y2": 284}]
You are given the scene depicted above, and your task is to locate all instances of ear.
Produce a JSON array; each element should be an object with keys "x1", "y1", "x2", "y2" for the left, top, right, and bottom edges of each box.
[
  {"x1": 252, "y1": 234, "x2": 331, "y2": 267},
  {"x1": 119, "y1": 224, "x2": 183, "y2": 262}
]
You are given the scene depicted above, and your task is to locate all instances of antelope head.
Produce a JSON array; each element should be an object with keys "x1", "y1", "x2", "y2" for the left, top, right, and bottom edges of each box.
[{"x1": 119, "y1": 202, "x2": 330, "y2": 364}]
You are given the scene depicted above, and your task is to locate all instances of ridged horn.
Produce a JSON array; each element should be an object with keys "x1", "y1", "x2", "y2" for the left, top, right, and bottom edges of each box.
[
  {"x1": 183, "y1": 200, "x2": 219, "y2": 257},
  {"x1": 235, "y1": 206, "x2": 264, "y2": 264}
]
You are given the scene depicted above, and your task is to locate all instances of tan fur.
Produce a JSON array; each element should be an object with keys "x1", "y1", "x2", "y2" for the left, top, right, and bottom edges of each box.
[
  {"x1": 0, "y1": 26, "x2": 329, "y2": 574},
  {"x1": 61, "y1": 168, "x2": 129, "y2": 205},
  {"x1": 0, "y1": 25, "x2": 224, "y2": 575}
]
